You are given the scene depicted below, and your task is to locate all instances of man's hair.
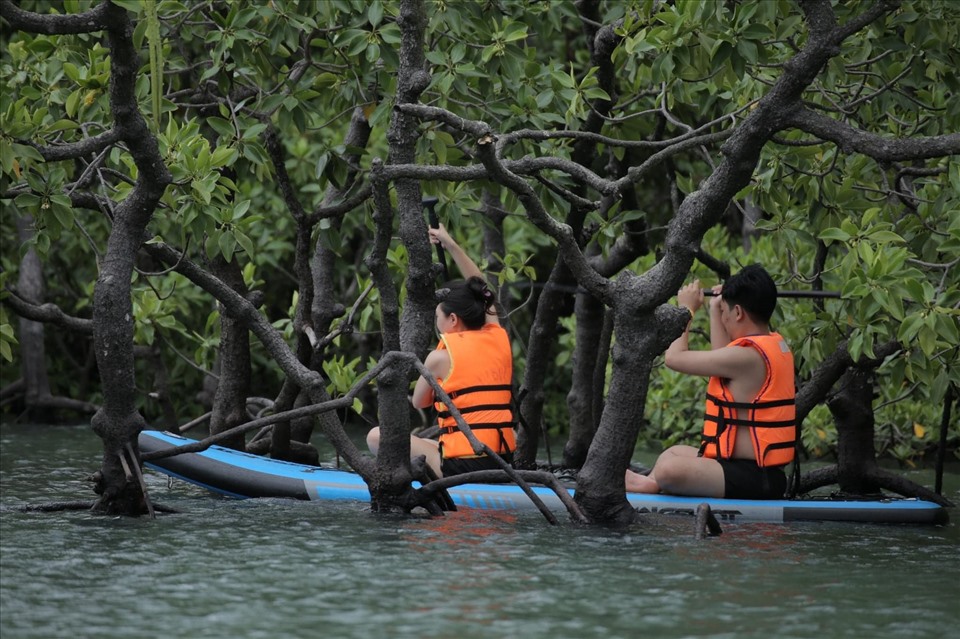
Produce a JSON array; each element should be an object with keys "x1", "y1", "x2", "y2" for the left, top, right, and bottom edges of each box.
[{"x1": 721, "y1": 264, "x2": 778, "y2": 324}]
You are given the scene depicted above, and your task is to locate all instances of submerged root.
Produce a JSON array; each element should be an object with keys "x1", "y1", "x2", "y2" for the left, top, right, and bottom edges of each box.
[
  {"x1": 13, "y1": 500, "x2": 180, "y2": 515},
  {"x1": 14, "y1": 501, "x2": 96, "y2": 513},
  {"x1": 798, "y1": 464, "x2": 953, "y2": 507},
  {"x1": 694, "y1": 503, "x2": 722, "y2": 539}
]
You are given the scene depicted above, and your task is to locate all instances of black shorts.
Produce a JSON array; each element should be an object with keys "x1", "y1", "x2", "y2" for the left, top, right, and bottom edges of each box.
[
  {"x1": 441, "y1": 452, "x2": 514, "y2": 478},
  {"x1": 718, "y1": 458, "x2": 787, "y2": 499}
]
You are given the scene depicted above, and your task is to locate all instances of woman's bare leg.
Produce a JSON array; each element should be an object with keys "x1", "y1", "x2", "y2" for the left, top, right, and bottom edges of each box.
[
  {"x1": 625, "y1": 445, "x2": 725, "y2": 496},
  {"x1": 366, "y1": 427, "x2": 442, "y2": 477}
]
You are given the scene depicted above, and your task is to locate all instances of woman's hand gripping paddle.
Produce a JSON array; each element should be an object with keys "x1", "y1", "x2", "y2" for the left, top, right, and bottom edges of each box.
[{"x1": 422, "y1": 196, "x2": 449, "y2": 282}]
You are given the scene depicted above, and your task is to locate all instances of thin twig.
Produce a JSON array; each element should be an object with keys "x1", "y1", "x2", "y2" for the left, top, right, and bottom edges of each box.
[
  {"x1": 178, "y1": 411, "x2": 212, "y2": 433},
  {"x1": 117, "y1": 449, "x2": 134, "y2": 482},
  {"x1": 126, "y1": 442, "x2": 155, "y2": 519}
]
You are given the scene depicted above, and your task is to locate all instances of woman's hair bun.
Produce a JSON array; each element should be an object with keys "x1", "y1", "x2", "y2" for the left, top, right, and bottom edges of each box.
[
  {"x1": 466, "y1": 276, "x2": 492, "y2": 303},
  {"x1": 439, "y1": 277, "x2": 496, "y2": 330}
]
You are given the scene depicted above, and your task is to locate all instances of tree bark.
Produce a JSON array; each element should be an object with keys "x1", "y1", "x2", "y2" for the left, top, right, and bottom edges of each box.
[
  {"x1": 15, "y1": 213, "x2": 54, "y2": 422},
  {"x1": 563, "y1": 272, "x2": 604, "y2": 469},
  {"x1": 827, "y1": 367, "x2": 881, "y2": 494},
  {"x1": 365, "y1": 0, "x2": 441, "y2": 511},
  {"x1": 576, "y1": 294, "x2": 687, "y2": 523},
  {"x1": 208, "y1": 256, "x2": 251, "y2": 452},
  {"x1": 564, "y1": 160, "x2": 649, "y2": 469},
  {"x1": 515, "y1": 258, "x2": 574, "y2": 467},
  {"x1": 480, "y1": 189, "x2": 509, "y2": 309},
  {"x1": 366, "y1": 163, "x2": 419, "y2": 510},
  {"x1": 85, "y1": 3, "x2": 171, "y2": 515}
]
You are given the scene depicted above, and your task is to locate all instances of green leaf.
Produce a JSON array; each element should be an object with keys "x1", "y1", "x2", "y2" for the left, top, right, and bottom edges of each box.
[
  {"x1": 848, "y1": 331, "x2": 864, "y2": 361},
  {"x1": 904, "y1": 279, "x2": 926, "y2": 303},
  {"x1": 232, "y1": 200, "x2": 251, "y2": 220},
  {"x1": 47, "y1": 119, "x2": 79, "y2": 133},
  {"x1": 368, "y1": 0, "x2": 384, "y2": 27},
  {"x1": 241, "y1": 123, "x2": 268, "y2": 141},
  {"x1": 65, "y1": 90, "x2": 81, "y2": 118},
  {"x1": 653, "y1": 53, "x2": 675, "y2": 81},
  {"x1": 313, "y1": 73, "x2": 339, "y2": 89},
  {"x1": 191, "y1": 179, "x2": 212, "y2": 204},
  {"x1": 737, "y1": 39, "x2": 758, "y2": 64},
  {"x1": 819, "y1": 227, "x2": 850, "y2": 243},
  {"x1": 110, "y1": 0, "x2": 144, "y2": 13},
  {"x1": 867, "y1": 230, "x2": 904, "y2": 243},
  {"x1": 930, "y1": 371, "x2": 949, "y2": 405},
  {"x1": 918, "y1": 320, "x2": 937, "y2": 356},
  {"x1": 935, "y1": 311, "x2": 959, "y2": 344},
  {"x1": 431, "y1": 134, "x2": 447, "y2": 164},
  {"x1": 234, "y1": 230, "x2": 255, "y2": 257},
  {"x1": 583, "y1": 87, "x2": 611, "y2": 101},
  {"x1": 502, "y1": 22, "x2": 528, "y2": 43},
  {"x1": 140, "y1": 323, "x2": 155, "y2": 345},
  {"x1": 14, "y1": 193, "x2": 41, "y2": 209},
  {"x1": 315, "y1": 153, "x2": 330, "y2": 180},
  {"x1": 552, "y1": 69, "x2": 576, "y2": 88},
  {"x1": 208, "y1": 117, "x2": 235, "y2": 138},
  {"x1": 857, "y1": 241, "x2": 875, "y2": 265},
  {"x1": 219, "y1": 230, "x2": 236, "y2": 263},
  {"x1": 741, "y1": 24, "x2": 770, "y2": 40},
  {"x1": 211, "y1": 146, "x2": 238, "y2": 168},
  {"x1": 51, "y1": 202, "x2": 75, "y2": 230},
  {"x1": 840, "y1": 218, "x2": 860, "y2": 235},
  {"x1": 205, "y1": 231, "x2": 220, "y2": 261},
  {"x1": 876, "y1": 289, "x2": 904, "y2": 321}
]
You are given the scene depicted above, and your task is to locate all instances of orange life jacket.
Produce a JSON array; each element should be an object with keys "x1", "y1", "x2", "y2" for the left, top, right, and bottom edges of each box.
[
  {"x1": 700, "y1": 333, "x2": 796, "y2": 468},
  {"x1": 434, "y1": 324, "x2": 516, "y2": 459}
]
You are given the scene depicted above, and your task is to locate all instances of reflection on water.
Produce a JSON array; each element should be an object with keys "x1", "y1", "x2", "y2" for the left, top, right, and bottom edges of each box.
[{"x1": 1, "y1": 424, "x2": 958, "y2": 639}]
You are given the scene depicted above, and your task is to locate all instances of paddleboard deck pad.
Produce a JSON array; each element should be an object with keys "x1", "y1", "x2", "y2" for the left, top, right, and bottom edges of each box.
[{"x1": 139, "y1": 430, "x2": 949, "y2": 525}]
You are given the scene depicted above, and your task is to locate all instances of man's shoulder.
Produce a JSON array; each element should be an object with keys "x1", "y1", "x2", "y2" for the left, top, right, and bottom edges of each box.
[{"x1": 733, "y1": 333, "x2": 791, "y2": 351}]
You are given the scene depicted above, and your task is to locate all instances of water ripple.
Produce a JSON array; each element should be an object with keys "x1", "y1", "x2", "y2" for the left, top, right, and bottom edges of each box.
[{"x1": 2, "y1": 424, "x2": 958, "y2": 639}]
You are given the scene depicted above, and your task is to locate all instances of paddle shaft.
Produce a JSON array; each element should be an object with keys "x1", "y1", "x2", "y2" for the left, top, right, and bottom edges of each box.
[
  {"x1": 702, "y1": 289, "x2": 840, "y2": 299},
  {"x1": 422, "y1": 197, "x2": 449, "y2": 282}
]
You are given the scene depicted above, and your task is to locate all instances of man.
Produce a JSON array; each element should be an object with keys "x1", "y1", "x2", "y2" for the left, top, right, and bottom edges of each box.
[{"x1": 625, "y1": 265, "x2": 796, "y2": 499}]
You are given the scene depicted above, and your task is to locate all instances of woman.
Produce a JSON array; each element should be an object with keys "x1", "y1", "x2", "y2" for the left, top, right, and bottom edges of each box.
[{"x1": 366, "y1": 224, "x2": 516, "y2": 478}]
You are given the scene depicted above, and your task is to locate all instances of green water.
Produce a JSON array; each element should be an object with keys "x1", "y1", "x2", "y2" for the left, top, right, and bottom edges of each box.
[{"x1": 1, "y1": 424, "x2": 958, "y2": 639}]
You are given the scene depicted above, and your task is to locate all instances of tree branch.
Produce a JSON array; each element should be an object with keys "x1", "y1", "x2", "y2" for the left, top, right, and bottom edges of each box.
[
  {"x1": 2, "y1": 289, "x2": 93, "y2": 333},
  {"x1": 393, "y1": 103, "x2": 491, "y2": 138},
  {"x1": 789, "y1": 107, "x2": 960, "y2": 161},
  {"x1": 28, "y1": 129, "x2": 122, "y2": 163},
  {"x1": 795, "y1": 339, "x2": 901, "y2": 422},
  {"x1": 307, "y1": 183, "x2": 373, "y2": 224},
  {"x1": 263, "y1": 124, "x2": 308, "y2": 223},
  {"x1": 472, "y1": 134, "x2": 613, "y2": 304},
  {"x1": 830, "y1": 0, "x2": 901, "y2": 42},
  {"x1": 0, "y1": 0, "x2": 109, "y2": 34},
  {"x1": 418, "y1": 469, "x2": 589, "y2": 523},
  {"x1": 142, "y1": 241, "x2": 374, "y2": 476}
]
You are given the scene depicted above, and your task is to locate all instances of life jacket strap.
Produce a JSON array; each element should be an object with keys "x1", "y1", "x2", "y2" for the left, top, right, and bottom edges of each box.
[
  {"x1": 437, "y1": 403, "x2": 513, "y2": 419},
  {"x1": 761, "y1": 440, "x2": 797, "y2": 454},
  {"x1": 447, "y1": 384, "x2": 513, "y2": 399},
  {"x1": 439, "y1": 421, "x2": 515, "y2": 434},
  {"x1": 703, "y1": 414, "x2": 796, "y2": 428},
  {"x1": 706, "y1": 393, "x2": 795, "y2": 410},
  {"x1": 697, "y1": 435, "x2": 718, "y2": 458}
]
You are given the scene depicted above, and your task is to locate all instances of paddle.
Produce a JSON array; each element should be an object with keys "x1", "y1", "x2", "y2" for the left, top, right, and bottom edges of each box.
[
  {"x1": 422, "y1": 196, "x2": 449, "y2": 282},
  {"x1": 703, "y1": 289, "x2": 840, "y2": 299}
]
